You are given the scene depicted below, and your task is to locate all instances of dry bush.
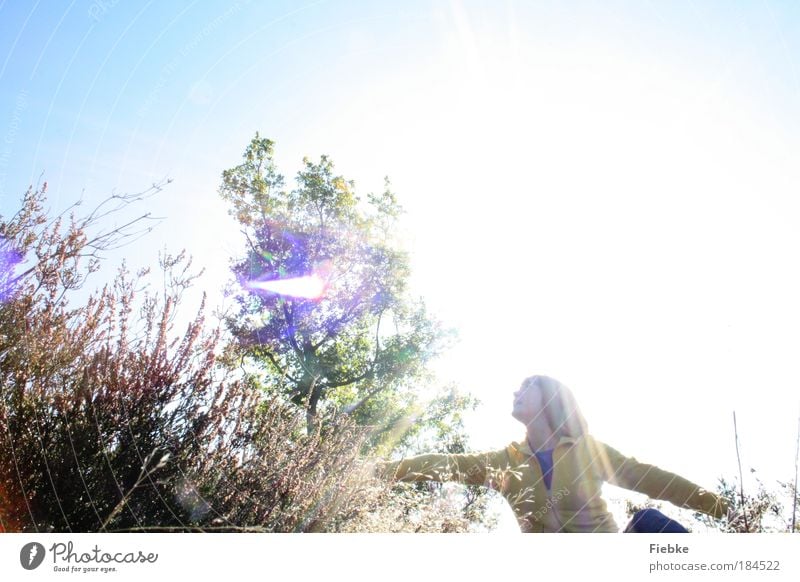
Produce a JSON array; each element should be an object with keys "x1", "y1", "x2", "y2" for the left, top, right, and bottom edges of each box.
[
  {"x1": 0, "y1": 182, "x2": 398, "y2": 533},
  {"x1": 337, "y1": 480, "x2": 501, "y2": 533},
  {"x1": 714, "y1": 476, "x2": 783, "y2": 533}
]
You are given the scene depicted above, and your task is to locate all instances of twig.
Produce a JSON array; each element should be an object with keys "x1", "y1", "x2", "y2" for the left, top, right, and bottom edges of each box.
[
  {"x1": 792, "y1": 405, "x2": 799, "y2": 533},
  {"x1": 733, "y1": 411, "x2": 749, "y2": 532},
  {"x1": 100, "y1": 448, "x2": 170, "y2": 531}
]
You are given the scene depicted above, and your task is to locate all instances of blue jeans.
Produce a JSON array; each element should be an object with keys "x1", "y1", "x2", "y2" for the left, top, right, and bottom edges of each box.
[{"x1": 624, "y1": 508, "x2": 689, "y2": 533}]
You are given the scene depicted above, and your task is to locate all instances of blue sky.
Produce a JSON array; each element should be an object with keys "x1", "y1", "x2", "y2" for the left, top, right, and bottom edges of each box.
[{"x1": 2, "y1": 1, "x2": 800, "y2": 523}]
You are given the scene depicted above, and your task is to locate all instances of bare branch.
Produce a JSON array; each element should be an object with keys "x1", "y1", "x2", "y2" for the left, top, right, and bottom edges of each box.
[
  {"x1": 792, "y1": 406, "x2": 799, "y2": 532},
  {"x1": 260, "y1": 347, "x2": 298, "y2": 384},
  {"x1": 733, "y1": 411, "x2": 750, "y2": 532}
]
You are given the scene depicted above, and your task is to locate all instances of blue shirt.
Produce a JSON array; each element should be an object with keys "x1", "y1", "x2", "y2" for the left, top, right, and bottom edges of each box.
[{"x1": 533, "y1": 449, "x2": 555, "y2": 491}]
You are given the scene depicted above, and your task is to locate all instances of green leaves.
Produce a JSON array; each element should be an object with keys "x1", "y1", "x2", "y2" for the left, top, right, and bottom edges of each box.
[
  {"x1": 219, "y1": 133, "x2": 285, "y2": 224},
  {"x1": 220, "y1": 135, "x2": 454, "y2": 445}
]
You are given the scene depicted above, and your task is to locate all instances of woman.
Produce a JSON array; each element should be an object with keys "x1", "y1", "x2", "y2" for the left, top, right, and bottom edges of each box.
[{"x1": 378, "y1": 375, "x2": 730, "y2": 533}]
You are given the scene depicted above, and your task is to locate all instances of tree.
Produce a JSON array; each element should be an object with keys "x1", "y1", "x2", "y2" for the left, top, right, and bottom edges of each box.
[
  {"x1": 219, "y1": 134, "x2": 450, "y2": 441},
  {"x1": 218, "y1": 136, "x2": 501, "y2": 530}
]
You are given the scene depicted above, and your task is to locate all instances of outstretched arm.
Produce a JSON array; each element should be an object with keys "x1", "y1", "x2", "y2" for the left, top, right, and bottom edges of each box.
[
  {"x1": 377, "y1": 450, "x2": 507, "y2": 487},
  {"x1": 586, "y1": 437, "x2": 730, "y2": 519}
]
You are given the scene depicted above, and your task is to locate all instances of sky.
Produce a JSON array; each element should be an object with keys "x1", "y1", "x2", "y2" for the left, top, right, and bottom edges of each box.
[{"x1": 1, "y1": 0, "x2": 800, "y2": 526}]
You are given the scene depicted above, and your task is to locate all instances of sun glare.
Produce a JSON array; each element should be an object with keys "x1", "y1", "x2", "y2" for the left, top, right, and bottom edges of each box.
[{"x1": 247, "y1": 274, "x2": 327, "y2": 300}]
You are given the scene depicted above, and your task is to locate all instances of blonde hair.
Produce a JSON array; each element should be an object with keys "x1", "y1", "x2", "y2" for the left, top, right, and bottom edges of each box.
[{"x1": 527, "y1": 375, "x2": 588, "y2": 438}]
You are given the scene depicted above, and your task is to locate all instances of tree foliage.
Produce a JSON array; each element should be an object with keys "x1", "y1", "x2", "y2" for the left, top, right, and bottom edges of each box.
[
  {"x1": 217, "y1": 136, "x2": 498, "y2": 529},
  {"x1": 219, "y1": 134, "x2": 453, "y2": 444}
]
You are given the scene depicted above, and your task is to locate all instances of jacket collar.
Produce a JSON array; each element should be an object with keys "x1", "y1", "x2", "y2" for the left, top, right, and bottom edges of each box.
[{"x1": 512, "y1": 435, "x2": 580, "y2": 456}]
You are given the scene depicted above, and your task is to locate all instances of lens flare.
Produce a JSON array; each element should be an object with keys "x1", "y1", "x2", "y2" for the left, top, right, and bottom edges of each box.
[
  {"x1": 247, "y1": 259, "x2": 333, "y2": 300},
  {"x1": 248, "y1": 274, "x2": 327, "y2": 299},
  {"x1": 0, "y1": 238, "x2": 23, "y2": 303}
]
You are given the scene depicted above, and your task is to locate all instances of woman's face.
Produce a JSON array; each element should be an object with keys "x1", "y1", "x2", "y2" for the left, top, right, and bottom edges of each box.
[{"x1": 512, "y1": 377, "x2": 544, "y2": 425}]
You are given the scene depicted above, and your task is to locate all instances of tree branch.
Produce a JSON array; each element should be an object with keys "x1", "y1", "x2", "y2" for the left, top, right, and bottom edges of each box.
[
  {"x1": 343, "y1": 383, "x2": 387, "y2": 415},
  {"x1": 281, "y1": 301, "x2": 314, "y2": 377},
  {"x1": 310, "y1": 295, "x2": 364, "y2": 351},
  {"x1": 259, "y1": 347, "x2": 298, "y2": 384},
  {"x1": 323, "y1": 311, "x2": 383, "y2": 390}
]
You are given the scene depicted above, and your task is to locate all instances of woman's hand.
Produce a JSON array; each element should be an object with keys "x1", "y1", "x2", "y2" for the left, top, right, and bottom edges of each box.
[
  {"x1": 372, "y1": 460, "x2": 396, "y2": 480},
  {"x1": 355, "y1": 458, "x2": 396, "y2": 480}
]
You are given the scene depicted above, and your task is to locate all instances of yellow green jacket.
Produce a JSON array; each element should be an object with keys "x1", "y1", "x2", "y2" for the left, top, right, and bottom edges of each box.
[{"x1": 382, "y1": 434, "x2": 729, "y2": 532}]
